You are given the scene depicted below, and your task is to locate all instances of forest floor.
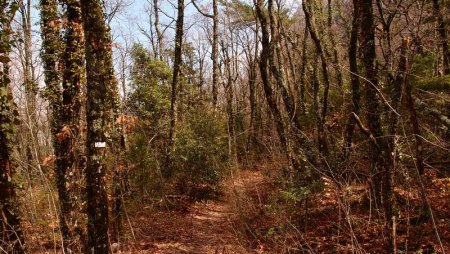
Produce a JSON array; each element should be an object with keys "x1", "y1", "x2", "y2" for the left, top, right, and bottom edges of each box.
[
  {"x1": 122, "y1": 169, "x2": 267, "y2": 254},
  {"x1": 25, "y1": 164, "x2": 450, "y2": 253},
  {"x1": 120, "y1": 167, "x2": 450, "y2": 254}
]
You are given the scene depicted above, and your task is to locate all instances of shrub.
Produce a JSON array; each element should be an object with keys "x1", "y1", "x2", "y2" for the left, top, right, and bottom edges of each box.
[{"x1": 172, "y1": 107, "x2": 229, "y2": 198}]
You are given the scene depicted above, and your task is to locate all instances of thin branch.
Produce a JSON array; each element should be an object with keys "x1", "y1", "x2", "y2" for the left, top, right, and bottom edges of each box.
[
  {"x1": 351, "y1": 112, "x2": 380, "y2": 148},
  {"x1": 342, "y1": 65, "x2": 401, "y2": 116},
  {"x1": 191, "y1": 0, "x2": 213, "y2": 18}
]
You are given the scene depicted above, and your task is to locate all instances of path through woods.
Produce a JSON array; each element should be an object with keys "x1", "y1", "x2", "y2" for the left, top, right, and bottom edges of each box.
[{"x1": 125, "y1": 170, "x2": 267, "y2": 254}]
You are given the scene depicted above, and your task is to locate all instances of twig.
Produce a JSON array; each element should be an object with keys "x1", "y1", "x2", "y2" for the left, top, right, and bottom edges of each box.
[{"x1": 351, "y1": 112, "x2": 380, "y2": 148}]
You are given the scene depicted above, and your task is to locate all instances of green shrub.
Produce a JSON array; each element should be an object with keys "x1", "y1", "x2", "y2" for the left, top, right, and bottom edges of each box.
[
  {"x1": 415, "y1": 75, "x2": 450, "y2": 92},
  {"x1": 172, "y1": 107, "x2": 229, "y2": 198}
]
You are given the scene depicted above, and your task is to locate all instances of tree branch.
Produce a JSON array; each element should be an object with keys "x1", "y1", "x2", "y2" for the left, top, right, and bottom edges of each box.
[
  {"x1": 191, "y1": 0, "x2": 213, "y2": 18},
  {"x1": 351, "y1": 112, "x2": 380, "y2": 148}
]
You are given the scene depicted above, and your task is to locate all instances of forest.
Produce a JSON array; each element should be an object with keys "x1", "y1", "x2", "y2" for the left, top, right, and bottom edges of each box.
[{"x1": 0, "y1": 0, "x2": 449, "y2": 253}]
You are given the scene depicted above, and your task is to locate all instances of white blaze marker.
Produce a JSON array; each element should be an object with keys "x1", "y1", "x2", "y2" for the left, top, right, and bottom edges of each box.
[{"x1": 94, "y1": 142, "x2": 106, "y2": 148}]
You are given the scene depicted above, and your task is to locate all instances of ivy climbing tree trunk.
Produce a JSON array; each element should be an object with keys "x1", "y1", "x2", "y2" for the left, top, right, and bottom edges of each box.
[
  {"x1": 0, "y1": 1, "x2": 25, "y2": 252},
  {"x1": 41, "y1": 0, "x2": 87, "y2": 252},
  {"x1": 80, "y1": 0, "x2": 117, "y2": 252}
]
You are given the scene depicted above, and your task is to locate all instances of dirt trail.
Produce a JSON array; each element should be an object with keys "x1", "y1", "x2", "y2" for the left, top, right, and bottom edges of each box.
[{"x1": 127, "y1": 170, "x2": 267, "y2": 254}]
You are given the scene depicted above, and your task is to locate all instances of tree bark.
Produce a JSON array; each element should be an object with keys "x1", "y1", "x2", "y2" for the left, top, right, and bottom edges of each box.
[
  {"x1": 342, "y1": 0, "x2": 361, "y2": 160},
  {"x1": 432, "y1": 0, "x2": 449, "y2": 75},
  {"x1": 212, "y1": 0, "x2": 219, "y2": 108},
  {"x1": 221, "y1": 40, "x2": 237, "y2": 164},
  {"x1": 20, "y1": 0, "x2": 42, "y2": 174},
  {"x1": 40, "y1": 0, "x2": 85, "y2": 251},
  {"x1": 327, "y1": 0, "x2": 344, "y2": 90},
  {"x1": 0, "y1": 2, "x2": 25, "y2": 252},
  {"x1": 59, "y1": 0, "x2": 86, "y2": 251},
  {"x1": 254, "y1": 0, "x2": 289, "y2": 156},
  {"x1": 80, "y1": 0, "x2": 117, "y2": 252},
  {"x1": 359, "y1": 0, "x2": 395, "y2": 251},
  {"x1": 246, "y1": 20, "x2": 260, "y2": 154},
  {"x1": 302, "y1": 0, "x2": 331, "y2": 154},
  {"x1": 299, "y1": 26, "x2": 308, "y2": 115},
  {"x1": 153, "y1": 0, "x2": 163, "y2": 60},
  {"x1": 167, "y1": 0, "x2": 185, "y2": 177}
]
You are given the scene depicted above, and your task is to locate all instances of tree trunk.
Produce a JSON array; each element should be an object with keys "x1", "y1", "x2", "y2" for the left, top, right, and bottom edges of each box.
[
  {"x1": 40, "y1": 0, "x2": 85, "y2": 251},
  {"x1": 255, "y1": 0, "x2": 291, "y2": 165},
  {"x1": 432, "y1": 0, "x2": 449, "y2": 75},
  {"x1": 21, "y1": 0, "x2": 42, "y2": 173},
  {"x1": 60, "y1": 0, "x2": 86, "y2": 251},
  {"x1": 80, "y1": 0, "x2": 117, "y2": 252},
  {"x1": 302, "y1": 0, "x2": 331, "y2": 154},
  {"x1": 299, "y1": 26, "x2": 308, "y2": 115},
  {"x1": 167, "y1": 0, "x2": 184, "y2": 177},
  {"x1": 153, "y1": 0, "x2": 163, "y2": 60},
  {"x1": 212, "y1": 0, "x2": 219, "y2": 108},
  {"x1": 246, "y1": 20, "x2": 260, "y2": 154},
  {"x1": 342, "y1": 0, "x2": 361, "y2": 160},
  {"x1": 0, "y1": 2, "x2": 25, "y2": 252},
  {"x1": 222, "y1": 40, "x2": 237, "y2": 165},
  {"x1": 359, "y1": 0, "x2": 395, "y2": 251},
  {"x1": 327, "y1": 0, "x2": 344, "y2": 90}
]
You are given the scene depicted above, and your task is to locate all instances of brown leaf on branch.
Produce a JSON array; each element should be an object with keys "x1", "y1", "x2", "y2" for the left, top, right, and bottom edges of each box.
[
  {"x1": 56, "y1": 125, "x2": 72, "y2": 141},
  {"x1": 42, "y1": 155, "x2": 56, "y2": 166}
]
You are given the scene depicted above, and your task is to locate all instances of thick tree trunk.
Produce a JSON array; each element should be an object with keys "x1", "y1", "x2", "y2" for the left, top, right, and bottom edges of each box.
[
  {"x1": 40, "y1": 0, "x2": 83, "y2": 253},
  {"x1": 0, "y1": 69, "x2": 25, "y2": 254},
  {"x1": 80, "y1": 0, "x2": 117, "y2": 252},
  {"x1": 59, "y1": 0, "x2": 86, "y2": 251},
  {"x1": 0, "y1": 2, "x2": 25, "y2": 252}
]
